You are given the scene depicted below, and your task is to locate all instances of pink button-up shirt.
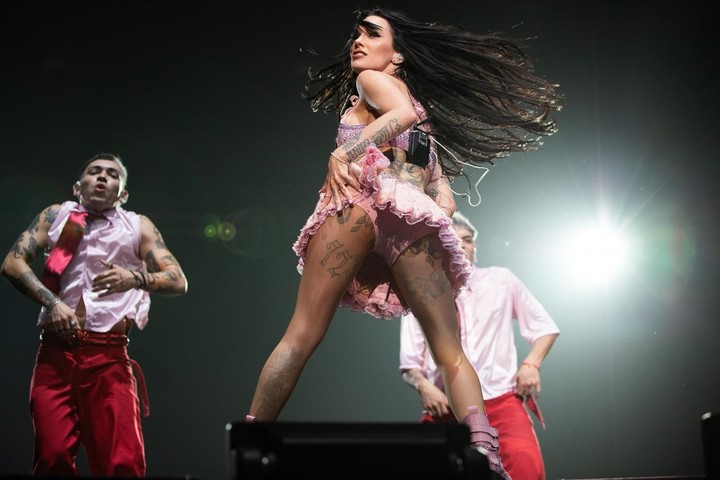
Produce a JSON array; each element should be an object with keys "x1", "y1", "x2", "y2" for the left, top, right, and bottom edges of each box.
[
  {"x1": 399, "y1": 265, "x2": 560, "y2": 400},
  {"x1": 38, "y1": 201, "x2": 151, "y2": 331}
]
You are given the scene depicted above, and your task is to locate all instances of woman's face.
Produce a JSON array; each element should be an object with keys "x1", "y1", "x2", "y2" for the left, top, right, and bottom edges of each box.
[{"x1": 350, "y1": 15, "x2": 399, "y2": 74}]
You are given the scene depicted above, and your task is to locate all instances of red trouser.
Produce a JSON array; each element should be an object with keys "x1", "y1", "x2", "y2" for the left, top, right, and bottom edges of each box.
[
  {"x1": 420, "y1": 391, "x2": 545, "y2": 480},
  {"x1": 29, "y1": 332, "x2": 147, "y2": 477}
]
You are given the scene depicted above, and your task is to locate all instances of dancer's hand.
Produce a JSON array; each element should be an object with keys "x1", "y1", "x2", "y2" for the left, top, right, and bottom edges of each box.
[{"x1": 319, "y1": 152, "x2": 361, "y2": 211}]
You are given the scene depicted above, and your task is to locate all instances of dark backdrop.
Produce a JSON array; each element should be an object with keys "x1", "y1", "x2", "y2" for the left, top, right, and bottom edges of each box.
[{"x1": 1, "y1": 1, "x2": 718, "y2": 479}]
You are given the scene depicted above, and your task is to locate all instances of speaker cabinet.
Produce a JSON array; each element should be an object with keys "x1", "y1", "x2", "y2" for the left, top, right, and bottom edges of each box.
[
  {"x1": 225, "y1": 421, "x2": 490, "y2": 479},
  {"x1": 702, "y1": 412, "x2": 720, "y2": 479}
]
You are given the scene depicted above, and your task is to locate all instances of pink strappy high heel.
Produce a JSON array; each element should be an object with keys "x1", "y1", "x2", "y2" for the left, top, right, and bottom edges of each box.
[{"x1": 462, "y1": 406, "x2": 512, "y2": 480}]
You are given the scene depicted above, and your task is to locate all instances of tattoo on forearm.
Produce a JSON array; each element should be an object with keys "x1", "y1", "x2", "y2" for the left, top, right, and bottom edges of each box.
[
  {"x1": 343, "y1": 118, "x2": 403, "y2": 160},
  {"x1": 344, "y1": 139, "x2": 371, "y2": 161},
  {"x1": 137, "y1": 251, "x2": 184, "y2": 294},
  {"x1": 371, "y1": 118, "x2": 403, "y2": 147},
  {"x1": 7, "y1": 271, "x2": 34, "y2": 296},
  {"x1": 8, "y1": 271, "x2": 54, "y2": 306},
  {"x1": 144, "y1": 270, "x2": 181, "y2": 294},
  {"x1": 38, "y1": 289, "x2": 56, "y2": 307},
  {"x1": 163, "y1": 270, "x2": 179, "y2": 282}
]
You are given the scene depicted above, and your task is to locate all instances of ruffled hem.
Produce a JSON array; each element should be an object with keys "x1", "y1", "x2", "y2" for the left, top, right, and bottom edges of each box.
[{"x1": 292, "y1": 145, "x2": 472, "y2": 319}]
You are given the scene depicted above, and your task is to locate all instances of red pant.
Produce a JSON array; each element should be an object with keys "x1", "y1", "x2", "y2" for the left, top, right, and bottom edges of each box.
[
  {"x1": 420, "y1": 392, "x2": 545, "y2": 480},
  {"x1": 30, "y1": 334, "x2": 146, "y2": 476}
]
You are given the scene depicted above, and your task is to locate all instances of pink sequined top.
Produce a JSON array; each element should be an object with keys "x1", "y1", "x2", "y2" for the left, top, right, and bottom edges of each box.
[{"x1": 335, "y1": 96, "x2": 438, "y2": 172}]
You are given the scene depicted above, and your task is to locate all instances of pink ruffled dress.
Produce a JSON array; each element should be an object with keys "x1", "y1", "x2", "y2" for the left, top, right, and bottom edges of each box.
[{"x1": 292, "y1": 103, "x2": 472, "y2": 319}]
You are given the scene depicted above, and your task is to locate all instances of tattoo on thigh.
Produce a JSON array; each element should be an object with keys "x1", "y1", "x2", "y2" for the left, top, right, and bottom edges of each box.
[
  {"x1": 405, "y1": 236, "x2": 440, "y2": 266},
  {"x1": 351, "y1": 214, "x2": 373, "y2": 233},
  {"x1": 419, "y1": 271, "x2": 448, "y2": 306},
  {"x1": 336, "y1": 209, "x2": 352, "y2": 225},
  {"x1": 397, "y1": 236, "x2": 451, "y2": 307},
  {"x1": 395, "y1": 267, "x2": 449, "y2": 309},
  {"x1": 320, "y1": 239, "x2": 353, "y2": 278}
]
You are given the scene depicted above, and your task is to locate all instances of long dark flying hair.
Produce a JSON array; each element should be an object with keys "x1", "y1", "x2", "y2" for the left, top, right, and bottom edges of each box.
[{"x1": 303, "y1": 7, "x2": 563, "y2": 177}]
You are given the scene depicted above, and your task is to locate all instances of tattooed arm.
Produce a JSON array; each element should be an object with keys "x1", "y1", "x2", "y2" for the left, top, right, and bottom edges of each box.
[
  {"x1": 323, "y1": 70, "x2": 419, "y2": 210},
  {"x1": 0, "y1": 205, "x2": 64, "y2": 309},
  {"x1": 424, "y1": 161, "x2": 456, "y2": 217},
  {"x1": 341, "y1": 70, "x2": 418, "y2": 159},
  {"x1": 135, "y1": 215, "x2": 187, "y2": 296}
]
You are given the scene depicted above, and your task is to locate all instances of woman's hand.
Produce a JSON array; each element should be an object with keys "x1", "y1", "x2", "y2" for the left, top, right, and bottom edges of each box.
[{"x1": 319, "y1": 152, "x2": 362, "y2": 211}]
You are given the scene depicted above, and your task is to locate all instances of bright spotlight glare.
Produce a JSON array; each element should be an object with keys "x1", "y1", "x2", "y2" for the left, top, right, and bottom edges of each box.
[{"x1": 563, "y1": 225, "x2": 629, "y2": 287}]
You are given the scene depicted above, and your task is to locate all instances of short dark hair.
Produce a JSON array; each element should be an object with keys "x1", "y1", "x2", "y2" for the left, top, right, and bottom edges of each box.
[{"x1": 79, "y1": 153, "x2": 128, "y2": 189}]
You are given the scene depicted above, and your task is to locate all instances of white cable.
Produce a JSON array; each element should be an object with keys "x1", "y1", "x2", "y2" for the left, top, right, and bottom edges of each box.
[{"x1": 432, "y1": 137, "x2": 491, "y2": 207}]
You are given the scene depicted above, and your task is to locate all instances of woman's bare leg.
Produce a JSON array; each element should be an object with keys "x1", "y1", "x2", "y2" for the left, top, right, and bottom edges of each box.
[
  {"x1": 248, "y1": 206, "x2": 375, "y2": 420},
  {"x1": 391, "y1": 233, "x2": 485, "y2": 419},
  {"x1": 392, "y1": 233, "x2": 511, "y2": 479}
]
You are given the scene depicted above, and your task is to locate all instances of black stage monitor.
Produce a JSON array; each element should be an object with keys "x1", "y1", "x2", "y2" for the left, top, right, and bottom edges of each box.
[{"x1": 225, "y1": 421, "x2": 490, "y2": 480}]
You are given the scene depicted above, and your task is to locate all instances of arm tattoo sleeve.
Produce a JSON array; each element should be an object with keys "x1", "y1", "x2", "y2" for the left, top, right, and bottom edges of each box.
[{"x1": 343, "y1": 118, "x2": 403, "y2": 160}]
